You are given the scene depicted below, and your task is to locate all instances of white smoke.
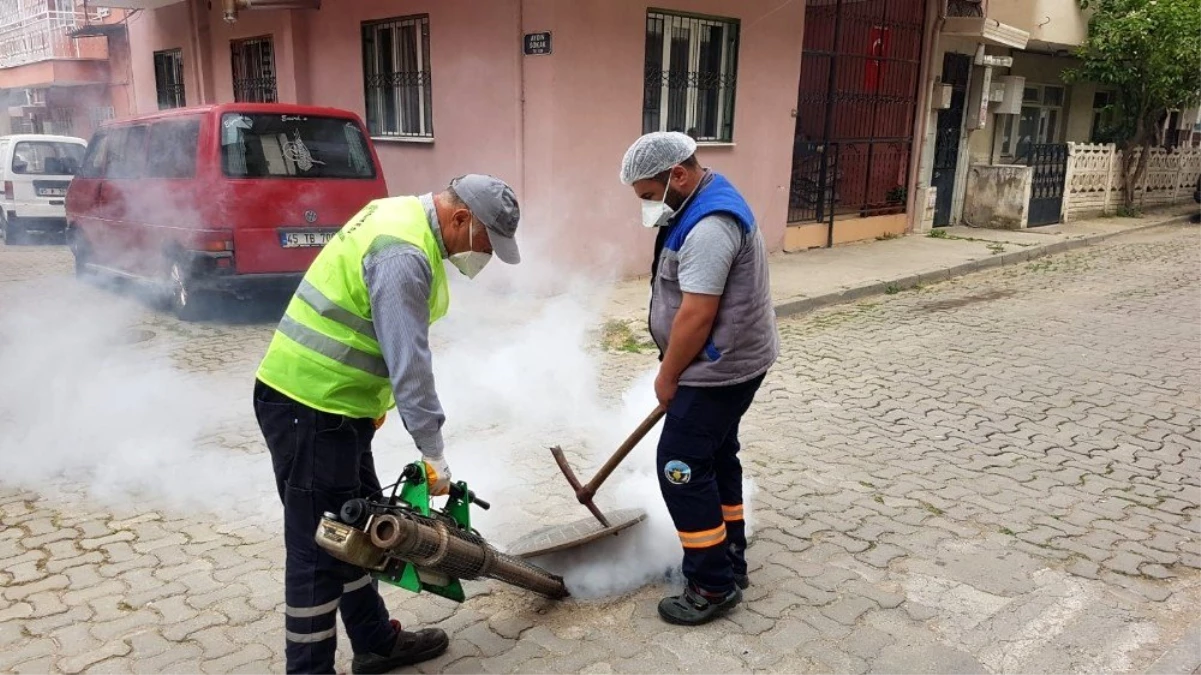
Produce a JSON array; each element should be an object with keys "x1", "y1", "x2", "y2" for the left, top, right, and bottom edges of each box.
[{"x1": 0, "y1": 210, "x2": 758, "y2": 600}]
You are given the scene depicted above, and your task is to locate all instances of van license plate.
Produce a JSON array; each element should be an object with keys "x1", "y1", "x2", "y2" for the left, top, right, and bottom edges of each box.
[
  {"x1": 37, "y1": 187, "x2": 67, "y2": 197},
  {"x1": 280, "y1": 230, "x2": 336, "y2": 248}
]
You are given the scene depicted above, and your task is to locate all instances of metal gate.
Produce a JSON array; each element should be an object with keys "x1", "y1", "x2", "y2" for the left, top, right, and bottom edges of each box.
[
  {"x1": 932, "y1": 53, "x2": 971, "y2": 227},
  {"x1": 1026, "y1": 143, "x2": 1068, "y2": 226},
  {"x1": 788, "y1": 0, "x2": 928, "y2": 245}
]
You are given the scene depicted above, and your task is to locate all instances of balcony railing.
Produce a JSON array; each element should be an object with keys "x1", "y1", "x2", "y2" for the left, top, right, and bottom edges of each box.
[{"x1": 0, "y1": 1, "x2": 109, "y2": 69}]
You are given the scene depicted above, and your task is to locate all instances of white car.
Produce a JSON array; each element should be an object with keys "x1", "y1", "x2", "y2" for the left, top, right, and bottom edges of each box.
[{"x1": 0, "y1": 134, "x2": 88, "y2": 245}]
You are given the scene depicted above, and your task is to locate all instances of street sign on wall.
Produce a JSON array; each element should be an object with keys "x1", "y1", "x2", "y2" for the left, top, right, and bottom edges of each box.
[{"x1": 523, "y1": 32, "x2": 552, "y2": 56}]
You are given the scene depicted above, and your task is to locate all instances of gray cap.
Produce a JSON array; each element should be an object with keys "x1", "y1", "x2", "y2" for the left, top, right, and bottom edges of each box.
[{"x1": 451, "y1": 174, "x2": 521, "y2": 264}]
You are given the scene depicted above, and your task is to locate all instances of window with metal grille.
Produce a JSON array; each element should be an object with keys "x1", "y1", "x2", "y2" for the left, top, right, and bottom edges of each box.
[
  {"x1": 154, "y1": 49, "x2": 186, "y2": 109},
  {"x1": 642, "y1": 10, "x2": 740, "y2": 143},
  {"x1": 231, "y1": 36, "x2": 277, "y2": 103},
  {"x1": 89, "y1": 106, "x2": 115, "y2": 132},
  {"x1": 362, "y1": 15, "x2": 433, "y2": 139}
]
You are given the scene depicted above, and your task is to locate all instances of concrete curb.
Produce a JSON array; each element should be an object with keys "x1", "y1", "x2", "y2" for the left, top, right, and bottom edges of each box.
[{"x1": 773, "y1": 215, "x2": 1192, "y2": 319}]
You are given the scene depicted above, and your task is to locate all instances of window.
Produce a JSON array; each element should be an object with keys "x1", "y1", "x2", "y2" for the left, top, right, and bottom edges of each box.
[
  {"x1": 145, "y1": 119, "x2": 201, "y2": 178},
  {"x1": 89, "y1": 106, "x2": 115, "y2": 132},
  {"x1": 642, "y1": 10, "x2": 740, "y2": 143},
  {"x1": 104, "y1": 126, "x2": 149, "y2": 179},
  {"x1": 1000, "y1": 84, "x2": 1065, "y2": 160},
  {"x1": 77, "y1": 131, "x2": 111, "y2": 179},
  {"x1": 220, "y1": 113, "x2": 376, "y2": 179},
  {"x1": 362, "y1": 15, "x2": 433, "y2": 139},
  {"x1": 11, "y1": 141, "x2": 85, "y2": 176},
  {"x1": 231, "y1": 37, "x2": 277, "y2": 103},
  {"x1": 154, "y1": 49, "x2": 186, "y2": 109},
  {"x1": 1090, "y1": 91, "x2": 1118, "y2": 143}
]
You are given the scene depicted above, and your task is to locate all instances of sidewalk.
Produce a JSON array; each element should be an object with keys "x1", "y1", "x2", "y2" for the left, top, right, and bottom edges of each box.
[{"x1": 602, "y1": 206, "x2": 1197, "y2": 324}]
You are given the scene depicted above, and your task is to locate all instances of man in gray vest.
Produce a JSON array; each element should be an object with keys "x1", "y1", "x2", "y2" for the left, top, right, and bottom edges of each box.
[{"x1": 620, "y1": 131, "x2": 779, "y2": 625}]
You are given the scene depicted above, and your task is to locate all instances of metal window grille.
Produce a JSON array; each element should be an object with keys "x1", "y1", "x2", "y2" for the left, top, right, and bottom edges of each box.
[
  {"x1": 89, "y1": 105, "x2": 114, "y2": 131},
  {"x1": 642, "y1": 10, "x2": 740, "y2": 143},
  {"x1": 154, "y1": 48, "x2": 185, "y2": 109},
  {"x1": 49, "y1": 106, "x2": 74, "y2": 135},
  {"x1": 362, "y1": 15, "x2": 432, "y2": 138},
  {"x1": 231, "y1": 36, "x2": 277, "y2": 103}
]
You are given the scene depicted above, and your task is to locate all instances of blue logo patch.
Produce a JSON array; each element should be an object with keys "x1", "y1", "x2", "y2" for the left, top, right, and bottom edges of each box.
[{"x1": 664, "y1": 460, "x2": 692, "y2": 485}]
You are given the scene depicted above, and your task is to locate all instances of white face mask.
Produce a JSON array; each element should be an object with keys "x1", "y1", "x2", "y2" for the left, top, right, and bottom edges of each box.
[
  {"x1": 641, "y1": 179, "x2": 675, "y2": 228},
  {"x1": 448, "y1": 218, "x2": 492, "y2": 279}
]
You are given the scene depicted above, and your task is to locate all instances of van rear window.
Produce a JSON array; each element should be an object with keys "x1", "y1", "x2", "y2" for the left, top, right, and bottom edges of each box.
[
  {"x1": 12, "y1": 141, "x2": 86, "y2": 176},
  {"x1": 220, "y1": 113, "x2": 376, "y2": 179}
]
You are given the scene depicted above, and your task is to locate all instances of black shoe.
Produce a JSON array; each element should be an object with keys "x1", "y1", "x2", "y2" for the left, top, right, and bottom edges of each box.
[
  {"x1": 351, "y1": 620, "x2": 449, "y2": 674},
  {"x1": 734, "y1": 573, "x2": 750, "y2": 590},
  {"x1": 658, "y1": 583, "x2": 742, "y2": 626}
]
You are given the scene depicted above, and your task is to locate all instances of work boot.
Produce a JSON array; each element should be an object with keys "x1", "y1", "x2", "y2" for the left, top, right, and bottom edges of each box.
[
  {"x1": 734, "y1": 573, "x2": 750, "y2": 590},
  {"x1": 658, "y1": 583, "x2": 742, "y2": 626},
  {"x1": 351, "y1": 620, "x2": 449, "y2": 674}
]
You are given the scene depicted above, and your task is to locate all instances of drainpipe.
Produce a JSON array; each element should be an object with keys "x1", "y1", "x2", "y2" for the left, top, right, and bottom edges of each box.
[
  {"x1": 187, "y1": 0, "x2": 209, "y2": 104},
  {"x1": 222, "y1": 0, "x2": 320, "y2": 24},
  {"x1": 516, "y1": 0, "x2": 526, "y2": 203}
]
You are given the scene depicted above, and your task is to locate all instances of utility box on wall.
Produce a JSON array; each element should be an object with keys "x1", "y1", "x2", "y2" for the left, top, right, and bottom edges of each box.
[
  {"x1": 992, "y1": 75, "x2": 1025, "y2": 115},
  {"x1": 933, "y1": 83, "x2": 953, "y2": 110}
]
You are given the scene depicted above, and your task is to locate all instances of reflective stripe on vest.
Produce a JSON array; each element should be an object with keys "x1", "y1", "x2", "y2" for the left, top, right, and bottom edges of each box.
[
  {"x1": 254, "y1": 195, "x2": 449, "y2": 420},
  {"x1": 294, "y1": 279, "x2": 377, "y2": 341},
  {"x1": 276, "y1": 314, "x2": 388, "y2": 378}
]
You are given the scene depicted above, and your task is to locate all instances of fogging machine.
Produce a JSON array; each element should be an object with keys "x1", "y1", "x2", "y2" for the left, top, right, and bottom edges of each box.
[{"x1": 314, "y1": 462, "x2": 568, "y2": 601}]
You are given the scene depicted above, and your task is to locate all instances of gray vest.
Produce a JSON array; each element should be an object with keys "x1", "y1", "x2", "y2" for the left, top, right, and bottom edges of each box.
[{"x1": 649, "y1": 179, "x2": 779, "y2": 387}]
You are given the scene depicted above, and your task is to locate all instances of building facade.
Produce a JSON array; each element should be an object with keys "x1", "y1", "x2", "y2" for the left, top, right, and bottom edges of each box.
[
  {"x1": 108, "y1": 0, "x2": 806, "y2": 277},
  {"x1": 0, "y1": 0, "x2": 135, "y2": 138}
]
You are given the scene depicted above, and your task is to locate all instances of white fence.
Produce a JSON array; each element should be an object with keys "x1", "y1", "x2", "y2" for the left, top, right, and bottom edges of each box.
[{"x1": 1063, "y1": 143, "x2": 1201, "y2": 221}]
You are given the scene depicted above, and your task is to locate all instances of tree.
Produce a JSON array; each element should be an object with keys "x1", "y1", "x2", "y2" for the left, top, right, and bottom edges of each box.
[{"x1": 1066, "y1": 0, "x2": 1201, "y2": 210}]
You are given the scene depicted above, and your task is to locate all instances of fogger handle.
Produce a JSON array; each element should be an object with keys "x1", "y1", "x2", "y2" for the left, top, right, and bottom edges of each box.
[{"x1": 582, "y1": 405, "x2": 667, "y2": 497}]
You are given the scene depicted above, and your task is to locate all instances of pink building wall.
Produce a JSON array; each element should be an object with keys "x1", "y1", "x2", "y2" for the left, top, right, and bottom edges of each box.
[{"x1": 124, "y1": 0, "x2": 806, "y2": 278}]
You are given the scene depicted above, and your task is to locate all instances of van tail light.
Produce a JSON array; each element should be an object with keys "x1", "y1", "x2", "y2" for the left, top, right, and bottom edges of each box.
[
  {"x1": 201, "y1": 239, "x2": 234, "y2": 253},
  {"x1": 3, "y1": 181, "x2": 12, "y2": 201}
]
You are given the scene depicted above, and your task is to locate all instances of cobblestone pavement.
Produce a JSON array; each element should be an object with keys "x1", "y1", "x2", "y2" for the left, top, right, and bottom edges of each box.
[{"x1": 1, "y1": 225, "x2": 1199, "y2": 674}]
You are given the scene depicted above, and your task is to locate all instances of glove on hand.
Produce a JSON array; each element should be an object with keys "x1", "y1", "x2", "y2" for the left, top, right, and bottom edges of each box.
[{"x1": 422, "y1": 456, "x2": 451, "y2": 496}]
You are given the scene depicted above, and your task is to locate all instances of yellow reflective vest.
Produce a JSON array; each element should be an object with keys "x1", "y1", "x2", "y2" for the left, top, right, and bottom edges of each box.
[{"x1": 255, "y1": 196, "x2": 449, "y2": 419}]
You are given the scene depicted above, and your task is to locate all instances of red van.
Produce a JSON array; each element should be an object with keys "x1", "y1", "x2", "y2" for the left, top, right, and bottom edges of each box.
[{"x1": 66, "y1": 103, "x2": 388, "y2": 319}]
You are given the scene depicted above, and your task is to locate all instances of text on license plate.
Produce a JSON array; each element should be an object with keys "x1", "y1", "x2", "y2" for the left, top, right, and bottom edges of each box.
[
  {"x1": 37, "y1": 188, "x2": 67, "y2": 197},
  {"x1": 280, "y1": 231, "x2": 336, "y2": 248}
]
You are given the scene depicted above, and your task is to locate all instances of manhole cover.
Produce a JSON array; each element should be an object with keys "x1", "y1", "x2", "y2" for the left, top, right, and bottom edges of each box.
[
  {"x1": 505, "y1": 508, "x2": 647, "y2": 559},
  {"x1": 117, "y1": 328, "x2": 156, "y2": 345}
]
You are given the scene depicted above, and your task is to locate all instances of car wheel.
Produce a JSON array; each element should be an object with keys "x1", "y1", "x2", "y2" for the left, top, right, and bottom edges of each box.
[
  {"x1": 3, "y1": 216, "x2": 25, "y2": 246},
  {"x1": 69, "y1": 228, "x2": 92, "y2": 279}
]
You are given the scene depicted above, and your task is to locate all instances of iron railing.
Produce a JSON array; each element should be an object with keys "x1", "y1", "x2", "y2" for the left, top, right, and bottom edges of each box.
[
  {"x1": 788, "y1": 0, "x2": 926, "y2": 226},
  {"x1": 0, "y1": 0, "x2": 106, "y2": 68},
  {"x1": 642, "y1": 11, "x2": 740, "y2": 143}
]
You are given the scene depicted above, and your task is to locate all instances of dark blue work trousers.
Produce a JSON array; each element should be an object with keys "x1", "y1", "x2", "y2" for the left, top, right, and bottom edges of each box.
[
  {"x1": 253, "y1": 380, "x2": 395, "y2": 674},
  {"x1": 656, "y1": 374, "x2": 765, "y2": 594}
]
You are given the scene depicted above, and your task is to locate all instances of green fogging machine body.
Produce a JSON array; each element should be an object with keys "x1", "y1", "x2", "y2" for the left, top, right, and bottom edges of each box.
[{"x1": 314, "y1": 462, "x2": 568, "y2": 601}]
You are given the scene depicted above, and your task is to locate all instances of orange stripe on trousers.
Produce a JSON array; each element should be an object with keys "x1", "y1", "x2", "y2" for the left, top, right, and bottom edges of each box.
[{"x1": 678, "y1": 524, "x2": 727, "y2": 549}]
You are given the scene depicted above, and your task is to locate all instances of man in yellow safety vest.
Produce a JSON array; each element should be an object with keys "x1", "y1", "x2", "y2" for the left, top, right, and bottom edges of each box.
[{"x1": 252, "y1": 174, "x2": 521, "y2": 674}]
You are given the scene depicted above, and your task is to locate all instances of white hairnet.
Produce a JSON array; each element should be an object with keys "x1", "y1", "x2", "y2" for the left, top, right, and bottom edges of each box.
[{"x1": 619, "y1": 131, "x2": 698, "y2": 185}]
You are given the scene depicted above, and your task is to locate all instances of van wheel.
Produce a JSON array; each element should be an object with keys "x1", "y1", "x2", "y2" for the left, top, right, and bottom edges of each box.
[
  {"x1": 168, "y1": 259, "x2": 209, "y2": 322},
  {"x1": 69, "y1": 229, "x2": 92, "y2": 279}
]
